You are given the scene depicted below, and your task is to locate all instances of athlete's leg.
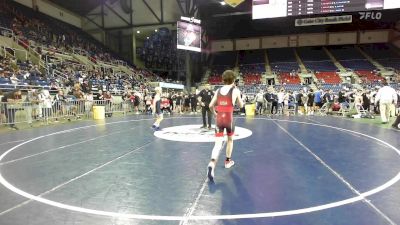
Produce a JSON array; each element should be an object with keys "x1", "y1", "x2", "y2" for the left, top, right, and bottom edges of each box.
[
  {"x1": 223, "y1": 118, "x2": 235, "y2": 168},
  {"x1": 208, "y1": 129, "x2": 224, "y2": 182},
  {"x1": 153, "y1": 114, "x2": 163, "y2": 128},
  {"x1": 226, "y1": 135, "x2": 233, "y2": 159},
  {"x1": 211, "y1": 136, "x2": 224, "y2": 161}
]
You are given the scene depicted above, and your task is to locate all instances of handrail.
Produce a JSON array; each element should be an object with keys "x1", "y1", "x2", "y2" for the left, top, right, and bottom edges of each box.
[
  {"x1": 0, "y1": 26, "x2": 14, "y2": 37},
  {"x1": 0, "y1": 45, "x2": 28, "y2": 60}
]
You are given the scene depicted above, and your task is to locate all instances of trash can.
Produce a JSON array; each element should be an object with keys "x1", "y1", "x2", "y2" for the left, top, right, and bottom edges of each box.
[
  {"x1": 93, "y1": 106, "x2": 105, "y2": 119},
  {"x1": 245, "y1": 103, "x2": 255, "y2": 116}
]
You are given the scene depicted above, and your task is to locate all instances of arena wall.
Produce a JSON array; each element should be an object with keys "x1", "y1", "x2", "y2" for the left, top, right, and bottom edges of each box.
[
  {"x1": 328, "y1": 32, "x2": 357, "y2": 45},
  {"x1": 211, "y1": 30, "x2": 392, "y2": 52},
  {"x1": 261, "y1": 36, "x2": 288, "y2": 49},
  {"x1": 298, "y1": 33, "x2": 327, "y2": 46},
  {"x1": 14, "y1": 0, "x2": 82, "y2": 28},
  {"x1": 211, "y1": 40, "x2": 234, "y2": 52},
  {"x1": 359, "y1": 30, "x2": 390, "y2": 43},
  {"x1": 235, "y1": 38, "x2": 260, "y2": 50}
]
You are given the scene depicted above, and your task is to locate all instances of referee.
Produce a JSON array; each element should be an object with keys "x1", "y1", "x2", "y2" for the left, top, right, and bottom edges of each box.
[{"x1": 198, "y1": 85, "x2": 214, "y2": 129}]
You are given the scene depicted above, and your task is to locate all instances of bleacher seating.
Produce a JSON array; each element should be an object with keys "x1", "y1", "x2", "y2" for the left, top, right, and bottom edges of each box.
[
  {"x1": 268, "y1": 48, "x2": 297, "y2": 62},
  {"x1": 279, "y1": 72, "x2": 301, "y2": 84},
  {"x1": 274, "y1": 84, "x2": 304, "y2": 92},
  {"x1": 361, "y1": 44, "x2": 399, "y2": 59},
  {"x1": 355, "y1": 70, "x2": 383, "y2": 83},
  {"x1": 0, "y1": 0, "x2": 165, "y2": 92},
  {"x1": 239, "y1": 64, "x2": 265, "y2": 85},
  {"x1": 267, "y1": 48, "x2": 300, "y2": 73},
  {"x1": 213, "y1": 52, "x2": 237, "y2": 66},
  {"x1": 328, "y1": 45, "x2": 376, "y2": 70},
  {"x1": 303, "y1": 61, "x2": 337, "y2": 72},
  {"x1": 377, "y1": 58, "x2": 400, "y2": 70},
  {"x1": 270, "y1": 62, "x2": 299, "y2": 73},
  {"x1": 208, "y1": 52, "x2": 237, "y2": 85},
  {"x1": 297, "y1": 47, "x2": 330, "y2": 61},
  {"x1": 315, "y1": 72, "x2": 342, "y2": 84},
  {"x1": 138, "y1": 27, "x2": 180, "y2": 70},
  {"x1": 240, "y1": 84, "x2": 267, "y2": 95},
  {"x1": 362, "y1": 44, "x2": 400, "y2": 70},
  {"x1": 208, "y1": 75, "x2": 223, "y2": 85},
  {"x1": 340, "y1": 59, "x2": 376, "y2": 70},
  {"x1": 320, "y1": 84, "x2": 351, "y2": 93},
  {"x1": 238, "y1": 50, "x2": 265, "y2": 64}
]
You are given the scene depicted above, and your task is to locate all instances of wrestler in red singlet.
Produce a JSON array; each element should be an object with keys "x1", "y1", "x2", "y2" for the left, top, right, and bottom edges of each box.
[
  {"x1": 207, "y1": 70, "x2": 244, "y2": 182},
  {"x1": 215, "y1": 87, "x2": 235, "y2": 137}
]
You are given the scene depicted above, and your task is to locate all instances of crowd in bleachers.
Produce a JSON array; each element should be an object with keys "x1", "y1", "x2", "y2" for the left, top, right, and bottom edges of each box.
[
  {"x1": 0, "y1": 0, "x2": 173, "y2": 96},
  {"x1": 0, "y1": 0, "x2": 115, "y2": 62},
  {"x1": 137, "y1": 28, "x2": 184, "y2": 71}
]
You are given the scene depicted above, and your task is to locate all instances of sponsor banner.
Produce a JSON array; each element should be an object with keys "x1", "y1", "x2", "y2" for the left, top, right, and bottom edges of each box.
[
  {"x1": 159, "y1": 82, "x2": 184, "y2": 89},
  {"x1": 295, "y1": 15, "x2": 352, "y2": 27},
  {"x1": 359, "y1": 11, "x2": 382, "y2": 20}
]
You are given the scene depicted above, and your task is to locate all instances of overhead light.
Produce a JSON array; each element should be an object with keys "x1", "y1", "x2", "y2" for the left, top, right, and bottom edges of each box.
[
  {"x1": 220, "y1": 1, "x2": 226, "y2": 5},
  {"x1": 136, "y1": 30, "x2": 140, "y2": 34},
  {"x1": 146, "y1": 37, "x2": 149, "y2": 39},
  {"x1": 155, "y1": 29, "x2": 158, "y2": 32}
]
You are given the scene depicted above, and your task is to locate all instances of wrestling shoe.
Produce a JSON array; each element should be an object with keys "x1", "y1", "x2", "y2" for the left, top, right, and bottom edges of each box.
[
  {"x1": 224, "y1": 159, "x2": 235, "y2": 169},
  {"x1": 151, "y1": 124, "x2": 156, "y2": 129},
  {"x1": 207, "y1": 162, "x2": 215, "y2": 182},
  {"x1": 154, "y1": 127, "x2": 162, "y2": 131}
]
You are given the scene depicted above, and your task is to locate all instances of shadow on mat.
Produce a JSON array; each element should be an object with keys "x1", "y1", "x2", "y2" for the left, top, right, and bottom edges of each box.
[{"x1": 208, "y1": 171, "x2": 258, "y2": 225}]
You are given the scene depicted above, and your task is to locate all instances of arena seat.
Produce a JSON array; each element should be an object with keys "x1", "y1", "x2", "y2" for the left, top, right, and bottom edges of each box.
[{"x1": 315, "y1": 72, "x2": 342, "y2": 84}]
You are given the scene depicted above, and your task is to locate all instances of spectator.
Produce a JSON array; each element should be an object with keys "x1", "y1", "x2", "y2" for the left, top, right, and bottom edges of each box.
[
  {"x1": 375, "y1": 80, "x2": 397, "y2": 124},
  {"x1": 1, "y1": 89, "x2": 22, "y2": 129}
]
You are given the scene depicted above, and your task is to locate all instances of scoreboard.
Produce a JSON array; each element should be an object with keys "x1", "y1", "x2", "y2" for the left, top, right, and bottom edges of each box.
[{"x1": 252, "y1": 0, "x2": 400, "y2": 19}]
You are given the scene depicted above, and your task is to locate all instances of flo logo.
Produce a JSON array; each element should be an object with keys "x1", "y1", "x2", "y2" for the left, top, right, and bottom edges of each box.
[
  {"x1": 359, "y1": 11, "x2": 382, "y2": 20},
  {"x1": 154, "y1": 125, "x2": 252, "y2": 142}
]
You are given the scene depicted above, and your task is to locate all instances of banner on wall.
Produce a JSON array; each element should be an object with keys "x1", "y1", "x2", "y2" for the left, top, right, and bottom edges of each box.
[
  {"x1": 359, "y1": 11, "x2": 382, "y2": 20},
  {"x1": 295, "y1": 15, "x2": 352, "y2": 27}
]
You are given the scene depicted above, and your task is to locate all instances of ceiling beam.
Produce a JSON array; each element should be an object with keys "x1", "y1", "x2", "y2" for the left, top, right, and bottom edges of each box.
[
  {"x1": 84, "y1": 15, "x2": 104, "y2": 30},
  {"x1": 175, "y1": 0, "x2": 185, "y2": 15},
  {"x1": 142, "y1": 0, "x2": 161, "y2": 23},
  {"x1": 104, "y1": 3, "x2": 131, "y2": 26},
  {"x1": 101, "y1": 1, "x2": 105, "y2": 28},
  {"x1": 160, "y1": 0, "x2": 164, "y2": 23},
  {"x1": 130, "y1": 0, "x2": 133, "y2": 25},
  {"x1": 185, "y1": 0, "x2": 190, "y2": 16},
  {"x1": 189, "y1": 0, "x2": 197, "y2": 16}
]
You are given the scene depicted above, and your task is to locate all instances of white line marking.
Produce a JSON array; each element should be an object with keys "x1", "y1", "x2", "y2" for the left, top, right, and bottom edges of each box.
[
  {"x1": 0, "y1": 117, "x2": 399, "y2": 221},
  {"x1": 0, "y1": 126, "x2": 139, "y2": 166},
  {"x1": 306, "y1": 117, "x2": 362, "y2": 138},
  {"x1": 0, "y1": 140, "x2": 26, "y2": 146},
  {"x1": 179, "y1": 178, "x2": 209, "y2": 225},
  {"x1": 180, "y1": 141, "x2": 227, "y2": 225},
  {"x1": 272, "y1": 120, "x2": 396, "y2": 225},
  {"x1": 0, "y1": 141, "x2": 153, "y2": 216}
]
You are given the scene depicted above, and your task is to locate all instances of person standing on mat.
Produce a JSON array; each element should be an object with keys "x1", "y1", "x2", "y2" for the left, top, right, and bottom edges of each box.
[
  {"x1": 198, "y1": 84, "x2": 214, "y2": 129},
  {"x1": 207, "y1": 70, "x2": 244, "y2": 182},
  {"x1": 375, "y1": 80, "x2": 397, "y2": 124},
  {"x1": 151, "y1": 87, "x2": 163, "y2": 131}
]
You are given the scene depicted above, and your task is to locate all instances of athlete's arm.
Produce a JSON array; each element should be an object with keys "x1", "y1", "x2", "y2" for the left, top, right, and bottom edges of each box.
[
  {"x1": 209, "y1": 92, "x2": 218, "y2": 115},
  {"x1": 233, "y1": 88, "x2": 244, "y2": 108}
]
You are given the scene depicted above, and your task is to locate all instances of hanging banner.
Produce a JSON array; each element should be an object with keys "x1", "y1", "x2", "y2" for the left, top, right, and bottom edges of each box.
[{"x1": 295, "y1": 15, "x2": 352, "y2": 27}]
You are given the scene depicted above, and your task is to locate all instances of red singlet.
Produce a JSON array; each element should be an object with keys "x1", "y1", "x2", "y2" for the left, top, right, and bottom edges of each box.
[{"x1": 215, "y1": 87, "x2": 235, "y2": 137}]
